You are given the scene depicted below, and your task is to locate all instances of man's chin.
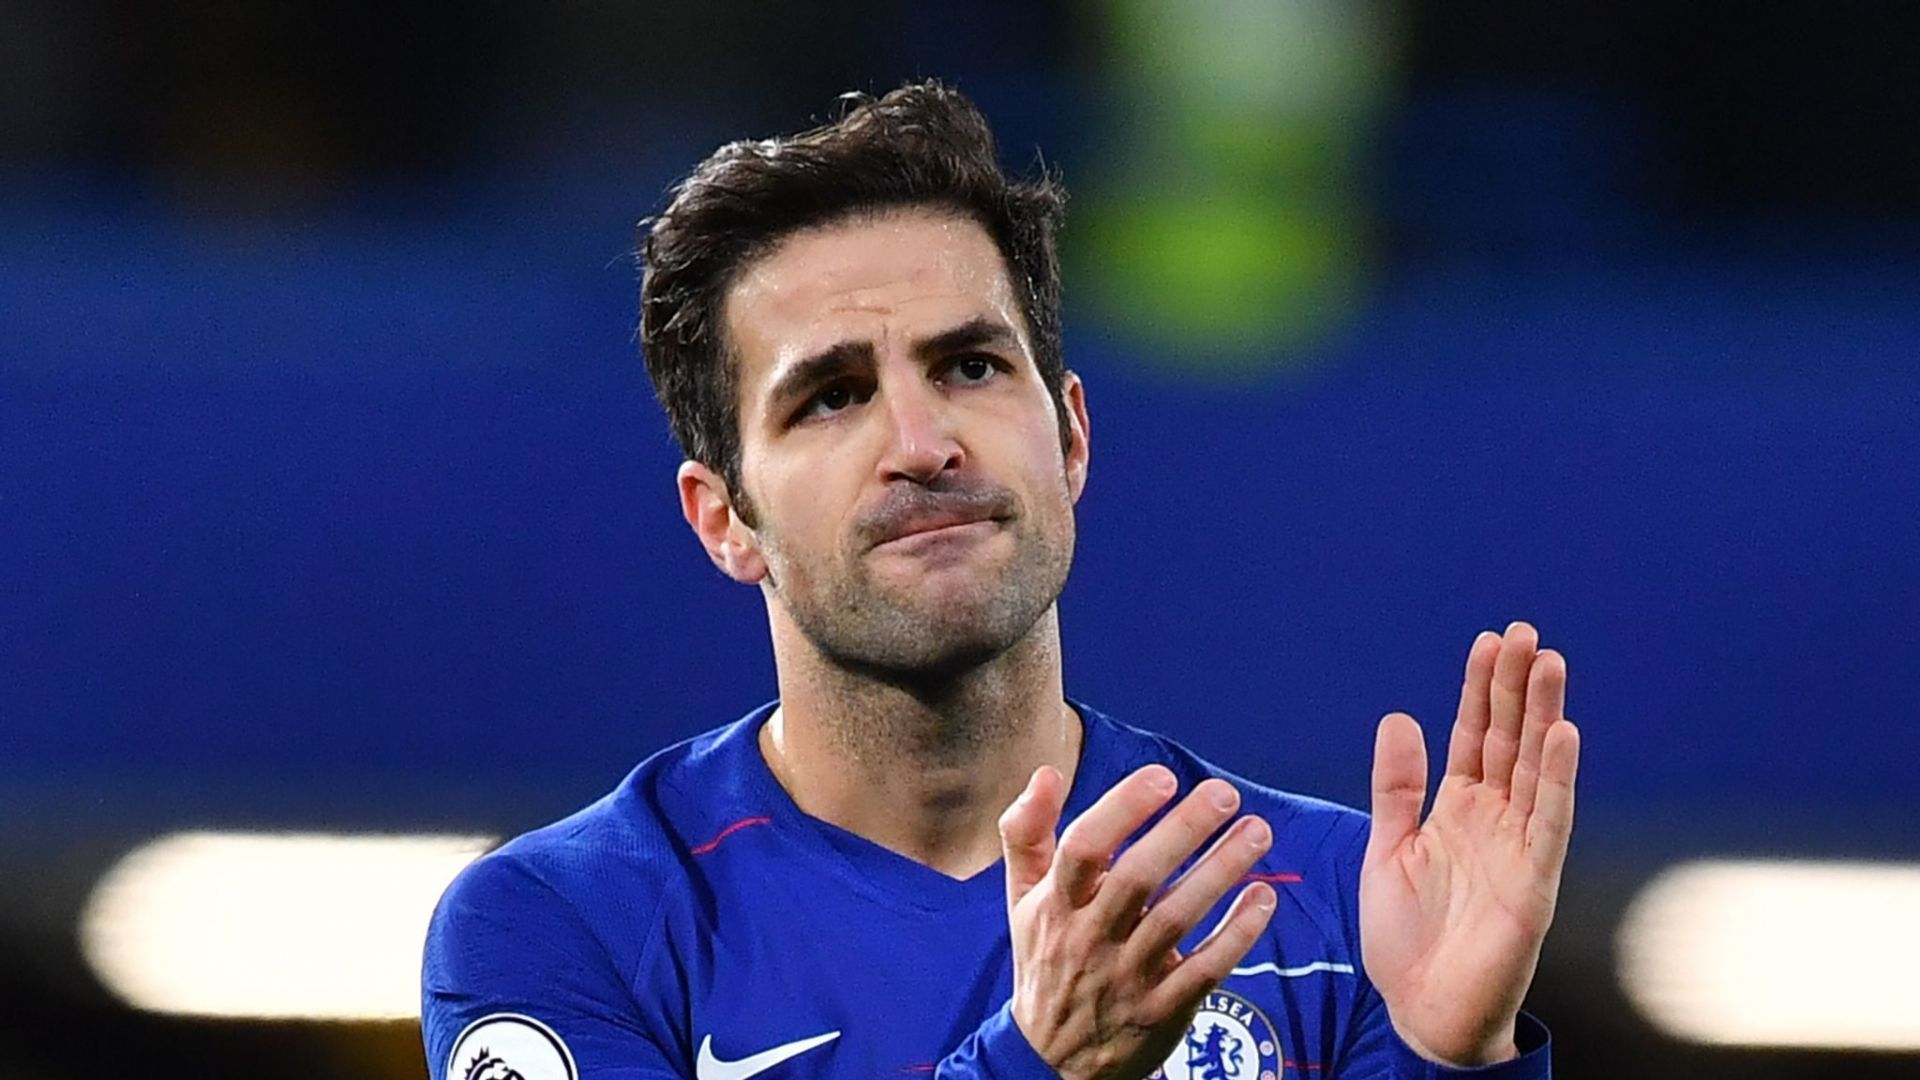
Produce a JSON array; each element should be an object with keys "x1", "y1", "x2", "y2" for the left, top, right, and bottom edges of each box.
[{"x1": 880, "y1": 586, "x2": 1027, "y2": 636}]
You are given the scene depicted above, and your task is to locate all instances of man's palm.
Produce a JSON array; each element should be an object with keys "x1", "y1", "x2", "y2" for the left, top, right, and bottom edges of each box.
[{"x1": 1358, "y1": 623, "x2": 1581, "y2": 1066}]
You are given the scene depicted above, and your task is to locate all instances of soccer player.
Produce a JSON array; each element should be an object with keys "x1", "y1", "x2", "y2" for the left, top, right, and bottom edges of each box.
[{"x1": 422, "y1": 81, "x2": 1579, "y2": 1080}]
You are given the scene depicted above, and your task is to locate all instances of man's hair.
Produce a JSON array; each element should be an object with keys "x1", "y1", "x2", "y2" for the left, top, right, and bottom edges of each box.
[{"x1": 637, "y1": 80, "x2": 1069, "y2": 524}]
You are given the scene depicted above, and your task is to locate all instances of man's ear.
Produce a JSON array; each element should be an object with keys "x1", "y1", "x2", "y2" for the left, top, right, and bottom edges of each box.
[
  {"x1": 678, "y1": 460, "x2": 768, "y2": 584},
  {"x1": 1061, "y1": 370, "x2": 1091, "y2": 504}
]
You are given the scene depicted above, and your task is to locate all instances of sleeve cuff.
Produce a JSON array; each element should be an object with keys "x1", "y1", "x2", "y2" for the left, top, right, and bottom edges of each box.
[
  {"x1": 937, "y1": 999, "x2": 1058, "y2": 1079},
  {"x1": 1388, "y1": 1011, "x2": 1552, "y2": 1079}
]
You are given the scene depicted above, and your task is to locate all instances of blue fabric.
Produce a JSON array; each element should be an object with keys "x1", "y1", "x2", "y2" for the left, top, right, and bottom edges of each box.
[
  {"x1": 937, "y1": 1000, "x2": 1056, "y2": 1080},
  {"x1": 422, "y1": 701, "x2": 1551, "y2": 1078}
]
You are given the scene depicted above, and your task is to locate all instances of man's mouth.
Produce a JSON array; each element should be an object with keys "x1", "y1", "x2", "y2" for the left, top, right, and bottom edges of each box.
[
  {"x1": 872, "y1": 512, "x2": 1005, "y2": 549},
  {"x1": 858, "y1": 478, "x2": 1020, "y2": 552}
]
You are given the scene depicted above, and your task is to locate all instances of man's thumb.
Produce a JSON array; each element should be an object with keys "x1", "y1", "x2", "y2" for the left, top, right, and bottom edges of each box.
[{"x1": 999, "y1": 765, "x2": 1065, "y2": 907}]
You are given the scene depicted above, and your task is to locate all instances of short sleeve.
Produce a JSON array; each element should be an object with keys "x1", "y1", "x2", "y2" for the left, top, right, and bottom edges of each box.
[{"x1": 422, "y1": 851, "x2": 684, "y2": 1080}]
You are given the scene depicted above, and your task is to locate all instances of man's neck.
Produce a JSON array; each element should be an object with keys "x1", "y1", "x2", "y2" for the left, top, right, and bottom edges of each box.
[{"x1": 759, "y1": 606, "x2": 1082, "y2": 880}]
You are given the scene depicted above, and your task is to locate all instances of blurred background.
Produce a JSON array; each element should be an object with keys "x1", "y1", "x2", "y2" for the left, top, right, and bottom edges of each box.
[{"x1": 4, "y1": 1, "x2": 1918, "y2": 1077}]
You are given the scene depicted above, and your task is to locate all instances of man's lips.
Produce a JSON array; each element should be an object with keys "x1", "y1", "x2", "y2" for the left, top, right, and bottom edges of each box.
[
  {"x1": 869, "y1": 511, "x2": 1006, "y2": 549},
  {"x1": 857, "y1": 479, "x2": 1019, "y2": 551}
]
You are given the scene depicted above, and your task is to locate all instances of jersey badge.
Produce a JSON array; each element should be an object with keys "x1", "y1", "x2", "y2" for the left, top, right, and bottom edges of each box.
[
  {"x1": 447, "y1": 1013, "x2": 578, "y2": 1080},
  {"x1": 1152, "y1": 988, "x2": 1282, "y2": 1080}
]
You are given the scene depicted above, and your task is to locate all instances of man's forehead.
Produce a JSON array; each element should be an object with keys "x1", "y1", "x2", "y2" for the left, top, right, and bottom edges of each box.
[{"x1": 723, "y1": 210, "x2": 1026, "y2": 369}]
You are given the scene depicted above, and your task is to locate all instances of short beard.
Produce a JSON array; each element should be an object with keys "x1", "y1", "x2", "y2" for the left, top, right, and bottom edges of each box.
[
  {"x1": 848, "y1": 554, "x2": 1062, "y2": 683},
  {"x1": 762, "y1": 480, "x2": 1074, "y2": 688}
]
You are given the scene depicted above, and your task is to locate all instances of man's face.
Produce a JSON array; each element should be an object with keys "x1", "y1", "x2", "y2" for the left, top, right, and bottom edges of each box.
[{"x1": 691, "y1": 207, "x2": 1089, "y2": 679}]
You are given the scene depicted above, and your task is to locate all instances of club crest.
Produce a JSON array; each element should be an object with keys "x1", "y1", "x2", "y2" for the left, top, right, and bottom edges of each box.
[{"x1": 1152, "y1": 989, "x2": 1282, "y2": 1080}]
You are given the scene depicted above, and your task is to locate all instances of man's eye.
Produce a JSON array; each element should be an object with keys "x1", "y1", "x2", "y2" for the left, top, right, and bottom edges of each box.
[
  {"x1": 948, "y1": 355, "x2": 1001, "y2": 384},
  {"x1": 799, "y1": 383, "x2": 858, "y2": 420}
]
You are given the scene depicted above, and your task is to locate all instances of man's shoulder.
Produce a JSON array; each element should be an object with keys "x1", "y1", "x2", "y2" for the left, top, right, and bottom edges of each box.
[
  {"x1": 420, "y1": 713, "x2": 777, "y2": 1074},
  {"x1": 434, "y1": 704, "x2": 778, "y2": 927}
]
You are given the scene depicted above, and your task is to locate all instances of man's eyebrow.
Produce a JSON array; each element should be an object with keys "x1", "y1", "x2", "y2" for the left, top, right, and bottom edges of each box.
[
  {"x1": 915, "y1": 316, "x2": 1023, "y2": 360},
  {"x1": 764, "y1": 340, "x2": 875, "y2": 415},
  {"x1": 761, "y1": 317, "x2": 1021, "y2": 418}
]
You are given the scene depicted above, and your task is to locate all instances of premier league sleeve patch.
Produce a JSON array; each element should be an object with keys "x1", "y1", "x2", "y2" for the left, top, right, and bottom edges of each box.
[
  {"x1": 447, "y1": 1013, "x2": 579, "y2": 1080},
  {"x1": 1152, "y1": 989, "x2": 1283, "y2": 1080}
]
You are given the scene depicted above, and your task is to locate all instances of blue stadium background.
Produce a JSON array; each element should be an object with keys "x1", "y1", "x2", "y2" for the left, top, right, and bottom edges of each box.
[{"x1": 3, "y1": 3, "x2": 1917, "y2": 1077}]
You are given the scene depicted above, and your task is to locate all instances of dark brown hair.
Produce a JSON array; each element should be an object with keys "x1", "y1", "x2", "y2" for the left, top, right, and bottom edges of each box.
[{"x1": 637, "y1": 80, "x2": 1068, "y2": 524}]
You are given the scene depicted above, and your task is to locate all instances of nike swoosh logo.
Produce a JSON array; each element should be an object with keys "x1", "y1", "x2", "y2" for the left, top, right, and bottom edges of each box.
[{"x1": 696, "y1": 1031, "x2": 840, "y2": 1080}]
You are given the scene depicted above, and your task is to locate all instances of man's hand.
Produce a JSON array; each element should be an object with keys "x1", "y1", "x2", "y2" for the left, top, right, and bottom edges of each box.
[
  {"x1": 997, "y1": 764, "x2": 1276, "y2": 1080},
  {"x1": 1360, "y1": 621, "x2": 1582, "y2": 1065}
]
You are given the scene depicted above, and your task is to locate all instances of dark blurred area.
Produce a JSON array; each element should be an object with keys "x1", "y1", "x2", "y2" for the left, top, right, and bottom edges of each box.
[
  {"x1": 4, "y1": 3, "x2": 1917, "y2": 1078},
  {"x1": 11, "y1": 2, "x2": 1920, "y2": 239}
]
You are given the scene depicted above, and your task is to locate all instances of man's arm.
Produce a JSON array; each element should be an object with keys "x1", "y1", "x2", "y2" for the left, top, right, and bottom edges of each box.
[
  {"x1": 422, "y1": 852, "x2": 683, "y2": 1080},
  {"x1": 945, "y1": 622, "x2": 1579, "y2": 1080}
]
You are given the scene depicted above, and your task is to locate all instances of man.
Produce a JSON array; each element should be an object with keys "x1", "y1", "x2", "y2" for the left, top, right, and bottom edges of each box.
[{"x1": 422, "y1": 81, "x2": 1579, "y2": 1080}]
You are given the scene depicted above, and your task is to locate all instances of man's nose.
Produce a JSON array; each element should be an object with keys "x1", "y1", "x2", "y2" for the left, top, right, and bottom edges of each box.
[{"x1": 875, "y1": 375, "x2": 964, "y2": 484}]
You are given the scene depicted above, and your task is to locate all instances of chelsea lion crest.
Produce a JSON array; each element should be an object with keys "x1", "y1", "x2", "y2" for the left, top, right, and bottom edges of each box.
[{"x1": 1152, "y1": 989, "x2": 1282, "y2": 1080}]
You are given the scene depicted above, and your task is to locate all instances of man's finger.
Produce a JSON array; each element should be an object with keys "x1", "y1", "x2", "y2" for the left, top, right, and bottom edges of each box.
[
  {"x1": 1364, "y1": 712, "x2": 1427, "y2": 869},
  {"x1": 1124, "y1": 813, "x2": 1271, "y2": 968},
  {"x1": 1526, "y1": 721, "x2": 1580, "y2": 877},
  {"x1": 1052, "y1": 764, "x2": 1179, "y2": 906},
  {"x1": 1507, "y1": 649, "x2": 1566, "y2": 820},
  {"x1": 1444, "y1": 631, "x2": 1500, "y2": 780},
  {"x1": 1140, "y1": 882, "x2": 1277, "y2": 1024},
  {"x1": 1095, "y1": 778, "x2": 1243, "y2": 923},
  {"x1": 1482, "y1": 620, "x2": 1538, "y2": 792},
  {"x1": 1000, "y1": 765, "x2": 1067, "y2": 909}
]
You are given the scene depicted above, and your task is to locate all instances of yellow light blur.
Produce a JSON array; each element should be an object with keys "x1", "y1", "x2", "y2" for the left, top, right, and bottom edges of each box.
[
  {"x1": 80, "y1": 831, "x2": 494, "y2": 1020},
  {"x1": 1617, "y1": 859, "x2": 1920, "y2": 1050},
  {"x1": 1080, "y1": 0, "x2": 1402, "y2": 371}
]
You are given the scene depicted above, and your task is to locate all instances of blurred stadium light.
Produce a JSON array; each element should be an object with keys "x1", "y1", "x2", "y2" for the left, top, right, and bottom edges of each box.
[
  {"x1": 80, "y1": 833, "x2": 493, "y2": 1021},
  {"x1": 1075, "y1": 0, "x2": 1401, "y2": 371},
  {"x1": 1617, "y1": 860, "x2": 1920, "y2": 1051}
]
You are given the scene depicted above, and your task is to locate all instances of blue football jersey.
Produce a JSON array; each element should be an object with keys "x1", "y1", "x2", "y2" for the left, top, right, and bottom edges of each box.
[{"x1": 422, "y1": 702, "x2": 1551, "y2": 1079}]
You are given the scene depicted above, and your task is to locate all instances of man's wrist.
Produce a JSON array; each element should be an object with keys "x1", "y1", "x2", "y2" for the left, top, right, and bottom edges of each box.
[
  {"x1": 1388, "y1": 1013, "x2": 1552, "y2": 1079},
  {"x1": 1391, "y1": 1018, "x2": 1519, "y2": 1069}
]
